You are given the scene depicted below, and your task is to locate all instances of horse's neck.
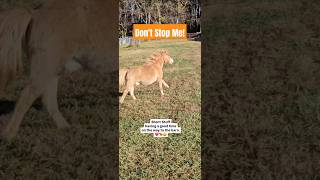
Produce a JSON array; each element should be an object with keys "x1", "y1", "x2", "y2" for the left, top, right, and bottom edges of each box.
[
  {"x1": 145, "y1": 59, "x2": 163, "y2": 68},
  {"x1": 153, "y1": 60, "x2": 164, "y2": 69}
]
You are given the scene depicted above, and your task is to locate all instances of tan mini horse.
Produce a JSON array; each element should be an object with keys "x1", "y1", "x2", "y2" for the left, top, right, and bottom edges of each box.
[
  {"x1": 119, "y1": 50, "x2": 174, "y2": 104},
  {"x1": 0, "y1": 0, "x2": 117, "y2": 140}
]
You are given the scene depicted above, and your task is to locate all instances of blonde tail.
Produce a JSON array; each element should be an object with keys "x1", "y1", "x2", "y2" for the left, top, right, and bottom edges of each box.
[
  {"x1": 119, "y1": 68, "x2": 128, "y2": 89},
  {"x1": 0, "y1": 8, "x2": 32, "y2": 92}
]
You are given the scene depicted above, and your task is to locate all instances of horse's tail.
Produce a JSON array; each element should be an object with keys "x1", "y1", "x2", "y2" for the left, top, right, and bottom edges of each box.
[
  {"x1": 119, "y1": 68, "x2": 129, "y2": 87},
  {"x1": 0, "y1": 8, "x2": 32, "y2": 91}
]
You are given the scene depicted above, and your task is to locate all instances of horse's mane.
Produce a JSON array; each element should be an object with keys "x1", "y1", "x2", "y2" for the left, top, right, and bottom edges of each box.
[{"x1": 145, "y1": 50, "x2": 168, "y2": 65}]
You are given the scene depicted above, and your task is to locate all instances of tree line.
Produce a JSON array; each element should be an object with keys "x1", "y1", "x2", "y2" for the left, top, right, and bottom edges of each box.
[
  {"x1": 0, "y1": 0, "x2": 201, "y2": 38},
  {"x1": 119, "y1": 0, "x2": 201, "y2": 37}
]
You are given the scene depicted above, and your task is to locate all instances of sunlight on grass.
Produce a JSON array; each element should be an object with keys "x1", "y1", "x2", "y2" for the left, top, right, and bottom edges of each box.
[{"x1": 119, "y1": 40, "x2": 201, "y2": 179}]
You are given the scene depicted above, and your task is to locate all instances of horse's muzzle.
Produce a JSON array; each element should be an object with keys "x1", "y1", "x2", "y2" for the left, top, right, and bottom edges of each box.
[{"x1": 169, "y1": 58, "x2": 174, "y2": 64}]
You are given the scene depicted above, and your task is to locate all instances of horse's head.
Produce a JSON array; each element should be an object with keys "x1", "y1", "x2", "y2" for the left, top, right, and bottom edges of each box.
[{"x1": 160, "y1": 50, "x2": 174, "y2": 65}]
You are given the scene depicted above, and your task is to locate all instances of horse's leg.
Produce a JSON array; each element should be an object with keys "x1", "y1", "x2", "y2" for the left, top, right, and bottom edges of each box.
[
  {"x1": 162, "y1": 80, "x2": 169, "y2": 88},
  {"x1": 158, "y1": 78, "x2": 164, "y2": 96},
  {"x1": 120, "y1": 89, "x2": 129, "y2": 104},
  {"x1": 1, "y1": 48, "x2": 63, "y2": 139},
  {"x1": 128, "y1": 85, "x2": 137, "y2": 100},
  {"x1": 124, "y1": 80, "x2": 137, "y2": 100},
  {"x1": 120, "y1": 79, "x2": 137, "y2": 103},
  {"x1": 1, "y1": 82, "x2": 44, "y2": 140},
  {"x1": 42, "y1": 77, "x2": 70, "y2": 128}
]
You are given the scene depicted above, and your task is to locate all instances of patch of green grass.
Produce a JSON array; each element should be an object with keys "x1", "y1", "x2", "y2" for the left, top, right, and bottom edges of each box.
[{"x1": 119, "y1": 40, "x2": 201, "y2": 179}]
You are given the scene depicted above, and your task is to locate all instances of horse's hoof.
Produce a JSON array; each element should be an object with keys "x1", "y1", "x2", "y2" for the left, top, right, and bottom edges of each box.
[{"x1": 53, "y1": 113, "x2": 70, "y2": 129}]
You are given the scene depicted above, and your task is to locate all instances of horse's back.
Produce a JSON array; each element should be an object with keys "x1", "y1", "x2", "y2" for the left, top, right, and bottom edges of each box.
[
  {"x1": 30, "y1": 0, "x2": 116, "y2": 51},
  {"x1": 28, "y1": 0, "x2": 118, "y2": 73},
  {"x1": 30, "y1": 0, "x2": 89, "y2": 50}
]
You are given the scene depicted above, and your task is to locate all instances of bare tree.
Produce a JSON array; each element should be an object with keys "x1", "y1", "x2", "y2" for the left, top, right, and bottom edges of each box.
[{"x1": 119, "y1": 0, "x2": 201, "y2": 37}]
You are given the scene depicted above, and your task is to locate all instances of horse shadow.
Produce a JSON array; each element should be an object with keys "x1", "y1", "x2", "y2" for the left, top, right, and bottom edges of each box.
[
  {"x1": 116, "y1": 92, "x2": 135, "y2": 96},
  {"x1": 0, "y1": 98, "x2": 43, "y2": 115}
]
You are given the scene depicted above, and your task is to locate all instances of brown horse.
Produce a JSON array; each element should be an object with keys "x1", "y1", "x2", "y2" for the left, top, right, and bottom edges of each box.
[
  {"x1": 0, "y1": 0, "x2": 117, "y2": 140},
  {"x1": 119, "y1": 50, "x2": 174, "y2": 104}
]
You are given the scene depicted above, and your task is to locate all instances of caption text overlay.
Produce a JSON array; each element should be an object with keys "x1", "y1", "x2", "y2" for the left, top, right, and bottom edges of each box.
[{"x1": 133, "y1": 24, "x2": 187, "y2": 40}]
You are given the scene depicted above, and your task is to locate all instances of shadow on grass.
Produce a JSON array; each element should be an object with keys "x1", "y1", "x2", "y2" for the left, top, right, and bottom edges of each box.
[{"x1": 0, "y1": 98, "x2": 43, "y2": 115}]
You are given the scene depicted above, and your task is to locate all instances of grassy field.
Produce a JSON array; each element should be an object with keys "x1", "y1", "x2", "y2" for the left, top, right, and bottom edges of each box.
[
  {"x1": 0, "y1": 72, "x2": 119, "y2": 179},
  {"x1": 202, "y1": 0, "x2": 320, "y2": 178},
  {"x1": 119, "y1": 40, "x2": 201, "y2": 179}
]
